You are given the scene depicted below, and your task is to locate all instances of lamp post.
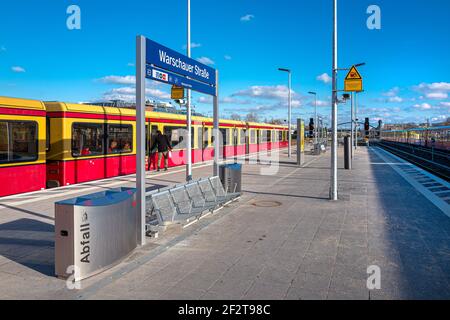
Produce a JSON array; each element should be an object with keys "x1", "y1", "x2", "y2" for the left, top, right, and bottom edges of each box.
[
  {"x1": 278, "y1": 68, "x2": 292, "y2": 158},
  {"x1": 308, "y1": 91, "x2": 318, "y2": 144}
]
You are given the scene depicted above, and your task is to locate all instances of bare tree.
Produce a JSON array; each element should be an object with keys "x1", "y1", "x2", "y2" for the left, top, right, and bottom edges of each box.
[
  {"x1": 269, "y1": 118, "x2": 284, "y2": 125},
  {"x1": 230, "y1": 113, "x2": 241, "y2": 121},
  {"x1": 245, "y1": 112, "x2": 259, "y2": 122}
]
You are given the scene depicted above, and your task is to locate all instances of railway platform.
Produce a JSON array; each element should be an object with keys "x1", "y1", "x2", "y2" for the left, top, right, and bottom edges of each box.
[{"x1": 0, "y1": 146, "x2": 450, "y2": 300}]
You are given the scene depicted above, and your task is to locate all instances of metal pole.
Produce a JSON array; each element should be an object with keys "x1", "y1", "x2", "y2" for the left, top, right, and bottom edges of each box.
[
  {"x1": 314, "y1": 94, "x2": 318, "y2": 145},
  {"x1": 330, "y1": 0, "x2": 338, "y2": 201},
  {"x1": 355, "y1": 93, "x2": 358, "y2": 150},
  {"x1": 186, "y1": 0, "x2": 192, "y2": 181},
  {"x1": 213, "y1": 70, "x2": 219, "y2": 176},
  {"x1": 350, "y1": 91, "x2": 354, "y2": 158},
  {"x1": 288, "y1": 72, "x2": 292, "y2": 158},
  {"x1": 136, "y1": 35, "x2": 146, "y2": 245},
  {"x1": 297, "y1": 118, "x2": 303, "y2": 166}
]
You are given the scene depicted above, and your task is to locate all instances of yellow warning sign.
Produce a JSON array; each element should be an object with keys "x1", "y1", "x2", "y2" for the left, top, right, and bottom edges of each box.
[
  {"x1": 345, "y1": 66, "x2": 362, "y2": 80},
  {"x1": 344, "y1": 66, "x2": 363, "y2": 92}
]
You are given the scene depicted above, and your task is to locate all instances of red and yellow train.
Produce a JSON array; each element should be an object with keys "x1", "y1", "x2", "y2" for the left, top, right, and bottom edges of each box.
[{"x1": 0, "y1": 96, "x2": 289, "y2": 197}]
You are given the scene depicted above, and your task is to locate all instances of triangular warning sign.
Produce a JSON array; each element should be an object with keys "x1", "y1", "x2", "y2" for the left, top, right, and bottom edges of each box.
[{"x1": 345, "y1": 66, "x2": 362, "y2": 80}]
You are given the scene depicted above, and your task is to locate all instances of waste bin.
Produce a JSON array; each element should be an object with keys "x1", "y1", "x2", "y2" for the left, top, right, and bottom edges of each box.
[
  {"x1": 313, "y1": 143, "x2": 322, "y2": 155},
  {"x1": 219, "y1": 163, "x2": 242, "y2": 194},
  {"x1": 55, "y1": 187, "x2": 138, "y2": 281}
]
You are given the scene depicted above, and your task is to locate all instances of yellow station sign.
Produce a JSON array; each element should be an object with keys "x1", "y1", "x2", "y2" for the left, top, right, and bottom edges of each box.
[
  {"x1": 344, "y1": 66, "x2": 363, "y2": 92},
  {"x1": 171, "y1": 85, "x2": 185, "y2": 100}
]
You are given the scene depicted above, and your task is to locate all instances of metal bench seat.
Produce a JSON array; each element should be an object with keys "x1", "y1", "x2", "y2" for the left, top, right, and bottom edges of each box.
[
  {"x1": 151, "y1": 190, "x2": 178, "y2": 225},
  {"x1": 146, "y1": 176, "x2": 241, "y2": 231},
  {"x1": 185, "y1": 182, "x2": 218, "y2": 209},
  {"x1": 170, "y1": 185, "x2": 217, "y2": 220}
]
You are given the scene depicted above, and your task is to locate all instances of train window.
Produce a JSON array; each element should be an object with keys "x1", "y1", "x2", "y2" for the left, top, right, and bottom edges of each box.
[
  {"x1": 260, "y1": 130, "x2": 267, "y2": 143},
  {"x1": 267, "y1": 130, "x2": 272, "y2": 142},
  {"x1": 197, "y1": 127, "x2": 202, "y2": 149},
  {"x1": 164, "y1": 126, "x2": 187, "y2": 150},
  {"x1": 72, "y1": 123, "x2": 104, "y2": 157},
  {"x1": 279, "y1": 131, "x2": 283, "y2": 141},
  {"x1": 107, "y1": 124, "x2": 133, "y2": 154},
  {"x1": 240, "y1": 129, "x2": 246, "y2": 145},
  {"x1": 250, "y1": 130, "x2": 256, "y2": 144},
  {"x1": 220, "y1": 128, "x2": 230, "y2": 146},
  {"x1": 0, "y1": 121, "x2": 38, "y2": 164}
]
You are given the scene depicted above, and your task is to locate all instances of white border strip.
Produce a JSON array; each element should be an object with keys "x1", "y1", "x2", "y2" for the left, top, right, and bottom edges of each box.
[{"x1": 371, "y1": 147, "x2": 450, "y2": 217}]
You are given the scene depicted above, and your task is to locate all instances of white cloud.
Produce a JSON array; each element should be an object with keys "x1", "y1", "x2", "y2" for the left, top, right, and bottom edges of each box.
[
  {"x1": 106, "y1": 87, "x2": 170, "y2": 99},
  {"x1": 232, "y1": 85, "x2": 295, "y2": 100},
  {"x1": 182, "y1": 42, "x2": 202, "y2": 50},
  {"x1": 224, "y1": 55, "x2": 232, "y2": 60},
  {"x1": 309, "y1": 100, "x2": 329, "y2": 107},
  {"x1": 382, "y1": 87, "x2": 400, "y2": 97},
  {"x1": 127, "y1": 62, "x2": 135, "y2": 67},
  {"x1": 99, "y1": 75, "x2": 136, "y2": 85},
  {"x1": 196, "y1": 56, "x2": 215, "y2": 65},
  {"x1": 416, "y1": 82, "x2": 450, "y2": 91},
  {"x1": 11, "y1": 66, "x2": 25, "y2": 73},
  {"x1": 316, "y1": 73, "x2": 332, "y2": 84},
  {"x1": 388, "y1": 96, "x2": 403, "y2": 103},
  {"x1": 413, "y1": 82, "x2": 450, "y2": 101},
  {"x1": 431, "y1": 115, "x2": 448, "y2": 122},
  {"x1": 425, "y1": 92, "x2": 448, "y2": 100},
  {"x1": 413, "y1": 103, "x2": 433, "y2": 110},
  {"x1": 198, "y1": 96, "x2": 251, "y2": 105},
  {"x1": 100, "y1": 86, "x2": 170, "y2": 103},
  {"x1": 439, "y1": 101, "x2": 450, "y2": 108},
  {"x1": 240, "y1": 14, "x2": 255, "y2": 22}
]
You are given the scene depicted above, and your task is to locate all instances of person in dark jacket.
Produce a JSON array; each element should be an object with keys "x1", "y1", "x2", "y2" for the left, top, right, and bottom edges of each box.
[{"x1": 150, "y1": 130, "x2": 172, "y2": 171}]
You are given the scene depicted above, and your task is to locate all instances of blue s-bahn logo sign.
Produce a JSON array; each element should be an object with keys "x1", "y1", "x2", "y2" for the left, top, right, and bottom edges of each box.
[{"x1": 145, "y1": 38, "x2": 216, "y2": 96}]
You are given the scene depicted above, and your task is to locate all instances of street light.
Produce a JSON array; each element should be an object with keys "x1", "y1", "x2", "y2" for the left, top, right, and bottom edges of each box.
[
  {"x1": 278, "y1": 68, "x2": 292, "y2": 158},
  {"x1": 308, "y1": 91, "x2": 318, "y2": 144}
]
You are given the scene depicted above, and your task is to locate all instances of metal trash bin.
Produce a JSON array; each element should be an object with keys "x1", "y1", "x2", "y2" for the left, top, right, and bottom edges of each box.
[
  {"x1": 219, "y1": 163, "x2": 242, "y2": 194},
  {"x1": 55, "y1": 187, "x2": 138, "y2": 281},
  {"x1": 313, "y1": 143, "x2": 322, "y2": 155}
]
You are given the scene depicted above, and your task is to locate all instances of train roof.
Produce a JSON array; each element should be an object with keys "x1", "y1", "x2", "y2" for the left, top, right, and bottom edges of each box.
[
  {"x1": 43, "y1": 101, "x2": 287, "y2": 129},
  {"x1": 0, "y1": 96, "x2": 46, "y2": 110}
]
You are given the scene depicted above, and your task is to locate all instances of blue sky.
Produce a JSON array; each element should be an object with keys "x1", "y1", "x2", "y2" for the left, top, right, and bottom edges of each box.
[{"x1": 1, "y1": 0, "x2": 449, "y2": 125}]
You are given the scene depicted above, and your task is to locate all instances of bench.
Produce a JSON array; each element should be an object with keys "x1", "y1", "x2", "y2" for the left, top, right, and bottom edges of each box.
[{"x1": 145, "y1": 176, "x2": 241, "y2": 235}]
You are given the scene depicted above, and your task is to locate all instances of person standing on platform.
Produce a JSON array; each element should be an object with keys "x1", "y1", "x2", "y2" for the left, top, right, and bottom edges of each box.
[{"x1": 150, "y1": 130, "x2": 172, "y2": 172}]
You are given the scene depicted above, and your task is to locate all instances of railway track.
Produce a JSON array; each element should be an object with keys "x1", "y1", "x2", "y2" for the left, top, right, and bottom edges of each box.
[{"x1": 376, "y1": 141, "x2": 450, "y2": 181}]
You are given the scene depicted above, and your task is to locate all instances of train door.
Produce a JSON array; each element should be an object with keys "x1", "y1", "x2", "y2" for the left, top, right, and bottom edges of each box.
[
  {"x1": 202, "y1": 124, "x2": 210, "y2": 162},
  {"x1": 257, "y1": 129, "x2": 260, "y2": 154},
  {"x1": 232, "y1": 127, "x2": 238, "y2": 161},
  {"x1": 245, "y1": 127, "x2": 249, "y2": 155},
  {"x1": 219, "y1": 128, "x2": 227, "y2": 159},
  {"x1": 147, "y1": 123, "x2": 158, "y2": 170}
]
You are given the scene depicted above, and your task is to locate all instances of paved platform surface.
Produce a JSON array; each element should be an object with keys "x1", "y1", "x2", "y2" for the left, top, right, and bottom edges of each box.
[{"x1": 1, "y1": 146, "x2": 450, "y2": 300}]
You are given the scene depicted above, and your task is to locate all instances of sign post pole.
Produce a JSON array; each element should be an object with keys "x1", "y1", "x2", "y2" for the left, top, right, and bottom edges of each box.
[
  {"x1": 136, "y1": 35, "x2": 146, "y2": 246},
  {"x1": 350, "y1": 91, "x2": 354, "y2": 159},
  {"x1": 213, "y1": 70, "x2": 219, "y2": 177},
  {"x1": 330, "y1": 0, "x2": 338, "y2": 201},
  {"x1": 186, "y1": 0, "x2": 193, "y2": 182}
]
